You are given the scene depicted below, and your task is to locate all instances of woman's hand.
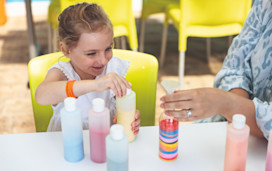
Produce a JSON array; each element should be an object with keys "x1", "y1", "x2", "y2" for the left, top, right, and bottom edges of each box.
[
  {"x1": 112, "y1": 110, "x2": 141, "y2": 135},
  {"x1": 95, "y1": 72, "x2": 131, "y2": 97},
  {"x1": 160, "y1": 88, "x2": 233, "y2": 122}
]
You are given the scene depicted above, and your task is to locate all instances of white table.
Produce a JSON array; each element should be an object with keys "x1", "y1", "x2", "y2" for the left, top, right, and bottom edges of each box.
[{"x1": 0, "y1": 122, "x2": 267, "y2": 171}]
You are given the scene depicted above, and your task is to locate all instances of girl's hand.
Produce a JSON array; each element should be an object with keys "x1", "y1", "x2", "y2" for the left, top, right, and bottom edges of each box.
[
  {"x1": 131, "y1": 110, "x2": 140, "y2": 135},
  {"x1": 95, "y1": 72, "x2": 131, "y2": 97},
  {"x1": 112, "y1": 110, "x2": 140, "y2": 135}
]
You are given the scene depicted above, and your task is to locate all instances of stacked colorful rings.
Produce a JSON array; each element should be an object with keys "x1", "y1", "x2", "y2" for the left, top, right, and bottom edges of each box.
[{"x1": 159, "y1": 119, "x2": 179, "y2": 161}]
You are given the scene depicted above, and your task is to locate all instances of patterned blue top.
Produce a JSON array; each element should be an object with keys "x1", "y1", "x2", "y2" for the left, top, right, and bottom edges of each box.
[{"x1": 214, "y1": 0, "x2": 272, "y2": 139}]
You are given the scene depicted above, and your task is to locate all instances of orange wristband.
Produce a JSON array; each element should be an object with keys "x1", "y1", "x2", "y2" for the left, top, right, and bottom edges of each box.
[{"x1": 66, "y1": 80, "x2": 77, "y2": 99}]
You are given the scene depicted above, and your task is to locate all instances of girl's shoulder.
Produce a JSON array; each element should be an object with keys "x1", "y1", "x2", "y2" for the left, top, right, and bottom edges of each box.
[
  {"x1": 106, "y1": 56, "x2": 130, "y2": 77},
  {"x1": 49, "y1": 61, "x2": 80, "y2": 80}
]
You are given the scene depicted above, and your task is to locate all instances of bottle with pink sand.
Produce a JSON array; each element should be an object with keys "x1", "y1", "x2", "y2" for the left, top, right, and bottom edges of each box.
[
  {"x1": 88, "y1": 98, "x2": 110, "y2": 163},
  {"x1": 265, "y1": 130, "x2": 272, "y2": 171},
  {"x1": 224, "y1": 114, "x2": 250, "y2": 171}
]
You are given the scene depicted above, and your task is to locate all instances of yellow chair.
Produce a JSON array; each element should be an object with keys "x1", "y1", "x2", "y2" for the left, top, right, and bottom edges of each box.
[
  {"x1": 47, "y1": 0, "x2": 138, "y2": 52},
  {"x1": 160, "y1": 0, "x2": 252, "y2": 89},
  {"x1": 0, "y1": 0, "x2": 7, "y2": 26},
  {"x1": 28, "y1": 49, "x2": 158, "y2": 132},
  {"x1": 139, "y1": 0, "x2": 179, "y2": 52}
]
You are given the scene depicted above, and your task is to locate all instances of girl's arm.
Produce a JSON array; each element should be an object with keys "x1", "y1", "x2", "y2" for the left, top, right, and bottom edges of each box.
[{"x1": 35, "y1": 68, "x2": 130, "y2": 106}]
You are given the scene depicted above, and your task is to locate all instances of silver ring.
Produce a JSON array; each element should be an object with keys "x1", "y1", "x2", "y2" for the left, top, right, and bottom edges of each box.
[{"x1": 187, "y1": 109, "x2": 192, "y2": 118}]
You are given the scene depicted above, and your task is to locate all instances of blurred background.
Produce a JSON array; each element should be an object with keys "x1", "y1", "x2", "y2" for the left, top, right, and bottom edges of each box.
[{"x1": 0, "y1": 0, "x2": 236, "y2": 134}]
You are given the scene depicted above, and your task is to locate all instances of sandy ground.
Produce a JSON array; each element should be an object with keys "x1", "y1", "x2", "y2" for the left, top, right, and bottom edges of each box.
[{"x1": 0, "y1": 13, "x2": 228, "y2": 134}]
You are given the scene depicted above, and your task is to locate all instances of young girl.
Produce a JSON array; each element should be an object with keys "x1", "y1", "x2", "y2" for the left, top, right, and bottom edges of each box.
[{"x1": 35, "y1": 3, "x2": 140, "y2": 134}]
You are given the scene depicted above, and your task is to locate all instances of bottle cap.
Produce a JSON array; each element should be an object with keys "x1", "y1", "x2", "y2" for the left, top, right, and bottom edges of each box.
[
  {"x1": 92, "y1": 98, "x2": 105, "y2": 112},
  {"x1": 161, "y1": 80, "x2": 180, "y2": 94},
  {"x1": 232, "y1": 114, "x2": 246, "y2": 129},
  {"x1": 110, "y1": 124, "x2": 124, "y2": 140},
  {"x1": 64, "y1": 97, "x2": 76, "y2": 112},
  {"x1": 126, "y1": 82, "x2": 132, "y2": 95}
]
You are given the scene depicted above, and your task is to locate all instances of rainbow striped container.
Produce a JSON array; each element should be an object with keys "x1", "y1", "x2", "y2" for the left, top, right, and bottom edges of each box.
[{"x1": 159, "y1": 119, "x2": 179, "y2": 161}]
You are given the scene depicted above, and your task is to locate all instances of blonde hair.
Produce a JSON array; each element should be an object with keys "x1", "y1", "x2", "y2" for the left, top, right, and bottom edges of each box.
[{"x1": 58, "y1": 3, "x2": 113, "y2": 49}]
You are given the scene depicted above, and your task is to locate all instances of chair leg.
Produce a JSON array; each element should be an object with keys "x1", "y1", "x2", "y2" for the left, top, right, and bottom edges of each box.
[
  {"x1": 121, "y1": 36, "x2": 126, "y2": 50},
  {"x1": 48, "y1": 24, "x2": 53, "y2": 53},
  {"x1": 139, "y1": 19, "x2": 146, "y2": 52},
  {"x1": 179, "y1": 51, "x2": 185, "y2": 90},
  {"x1": 228, "y1": 35, "x2": 233, "y2": 47},
  {"x1": 206, "y1": 38, "x2": 211, "y2": 63},
  {"x1": 159, "y1": 24, "x2": 168, "y2": 67},
  {"x1": 53, "y1": 29, "x2": 58, "y2": 52}
]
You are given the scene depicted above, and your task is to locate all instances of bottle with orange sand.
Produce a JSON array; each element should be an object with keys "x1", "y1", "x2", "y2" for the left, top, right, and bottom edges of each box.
[
  {"x1": 116, "y1": 83, "x2": 136, "y2": 142},
  {"x1": 224, "y1": 114, "x2": 250, "y2": 171},
  {"x1": 265, "y1": 130, "x2": 272, "y2": 171}
]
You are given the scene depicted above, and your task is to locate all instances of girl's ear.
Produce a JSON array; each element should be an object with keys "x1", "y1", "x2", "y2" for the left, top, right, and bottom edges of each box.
[{"x1": 60, "y1": 42, "x2": 70, "y2": 57}]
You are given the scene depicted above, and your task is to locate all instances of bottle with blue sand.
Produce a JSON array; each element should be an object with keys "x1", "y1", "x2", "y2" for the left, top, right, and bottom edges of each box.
[
  {"x1": 60, "y1": 97, "x2": 84, "y2": 162},
  {"x1": 106, "y1": 124, "x2": 129, "y2": 171}
]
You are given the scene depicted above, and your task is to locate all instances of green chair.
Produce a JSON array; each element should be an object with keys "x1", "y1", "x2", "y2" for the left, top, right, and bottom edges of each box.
[
  {"x1": 160, "y1": 0, "x2": 252, "y2": 89},
  {"x1": 139, "y1": 0, "x2": 180, "y2": 52},
  {"x1": 28, "y1": 49, "x2": 158, "y2": 132}
]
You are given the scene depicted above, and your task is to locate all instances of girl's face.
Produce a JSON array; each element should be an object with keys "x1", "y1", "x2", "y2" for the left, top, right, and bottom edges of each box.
[{"x1": 67, "y1": 28, "x2": 113, "y2": 80}]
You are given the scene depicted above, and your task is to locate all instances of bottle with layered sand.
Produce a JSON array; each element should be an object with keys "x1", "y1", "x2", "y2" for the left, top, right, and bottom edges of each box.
[
  {"x1": 159, "y1": 80, "x2": 180, "y2": 161},
  {"x1": 116, "y1": 83, "x2": 136, "y2": 142}
]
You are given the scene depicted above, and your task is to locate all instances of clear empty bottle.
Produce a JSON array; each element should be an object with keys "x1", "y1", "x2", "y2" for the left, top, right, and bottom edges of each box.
[
  {"x1": 60, "y1": 97, "x2": 84, "y2": 162},
  {"x1": 224, "y1": 114, "x2": 250, "y2": 171},
  {"x1": 89, "y1": 98, "x2": 110, "y2": 163},
  {"x1": 106, "y1": 124, "x2": 129, "y2": 171}
]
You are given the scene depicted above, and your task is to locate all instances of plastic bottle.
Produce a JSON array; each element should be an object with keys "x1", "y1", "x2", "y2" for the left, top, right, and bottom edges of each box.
[
  {"x1": 159, "y1": 80, "x2": 180, "y2": 161},
  {"x1": 265, "y1": 130, "x2": 272, "y2": 171},
  {"x1": 89, "y1": 98, "x2": 110, "y2": 163},
  {"x1": 60, "y1": 97, "x2": 84, "y2": 162},
  {"x1": 116, "y1": 84, "x2": 136, "y2": 142},
  {"x1": 224, "y1": 114, "x2": 250, "y2": 171},
  {"x1": 106, "y1": 124, "x2": 129, "y2": 171}
]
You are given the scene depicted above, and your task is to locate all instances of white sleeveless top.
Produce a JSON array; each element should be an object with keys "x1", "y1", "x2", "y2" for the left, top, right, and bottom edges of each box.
[{"x1": 47, "y1": 56, "x2": 130, "y2": 132}]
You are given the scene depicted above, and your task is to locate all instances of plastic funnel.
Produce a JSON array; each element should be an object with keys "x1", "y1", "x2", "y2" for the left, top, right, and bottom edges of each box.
[{"x1": 161, "y1": 80, "x2": 180, "y2": 94}]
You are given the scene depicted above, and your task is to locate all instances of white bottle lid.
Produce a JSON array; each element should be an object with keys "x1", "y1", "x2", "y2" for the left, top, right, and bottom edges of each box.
[
  {"x1": 126, "y1": 82, "x2": 132, "y2": 95},
  {"x1": 110, "y1": 124, "x2": 124, "y2": 140},
  {"x1": 64, "y1": 97, "x2": 76, "y2": 112},
  {"x1": 232, "y1": 114, "x2": 246, "y2": 129},
  {"x1": 92, "y1": 98, "x2": 105, "y2": 112}
]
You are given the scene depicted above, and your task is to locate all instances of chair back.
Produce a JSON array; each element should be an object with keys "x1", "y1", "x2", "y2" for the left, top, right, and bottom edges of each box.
[
  {"x1": 48, "y1": 0, "x2": 138, "y2": 50},
  {"x1": 28, "y1": 49, "x2": 158, "y2": 132},
  {"x1": 181, "y1": 0, "x2": 251, "y2": 26}
]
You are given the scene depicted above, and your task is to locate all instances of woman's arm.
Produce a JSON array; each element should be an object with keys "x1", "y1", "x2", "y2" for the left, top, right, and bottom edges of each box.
[
  {"x1": 229, "y1": 88, "x2": 263, "y2": 137},
  {"x1": 160, "y1": 88, "x2": 263, "y2": 137}
]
